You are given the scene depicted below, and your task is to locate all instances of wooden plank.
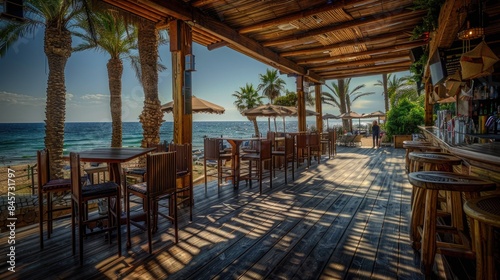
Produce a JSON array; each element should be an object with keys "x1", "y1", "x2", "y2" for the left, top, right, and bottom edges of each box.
[{"x1": 1, "y1": 147, "x2": 462, "y2": 280}]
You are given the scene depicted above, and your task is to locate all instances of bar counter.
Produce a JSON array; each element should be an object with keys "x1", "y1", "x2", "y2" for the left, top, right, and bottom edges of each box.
[{"x1": 419, "y1": 126, "x2": 500, "y2": 188}]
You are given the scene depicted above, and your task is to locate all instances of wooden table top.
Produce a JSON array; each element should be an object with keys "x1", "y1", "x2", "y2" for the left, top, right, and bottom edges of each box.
[{"x1": 73, "y1": 147, "x2": 156, "y2": 163}]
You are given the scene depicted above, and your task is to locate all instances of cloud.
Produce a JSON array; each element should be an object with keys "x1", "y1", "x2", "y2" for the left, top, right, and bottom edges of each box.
[
  {"x1": 81, "y1": 93, "x2": 109, "y2": 101},
  {"x1": 0, "y1": 91, "x2": 45, "y2": 106}
]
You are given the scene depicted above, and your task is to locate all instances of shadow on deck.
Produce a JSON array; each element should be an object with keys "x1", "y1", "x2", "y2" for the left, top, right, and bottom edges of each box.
[{"x1": 0, "y1": 146, "x2": 462, "y2": 279}]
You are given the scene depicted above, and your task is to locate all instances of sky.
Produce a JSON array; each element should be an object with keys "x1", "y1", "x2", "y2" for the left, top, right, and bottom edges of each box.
[{"x1": 0, "y1": 26, "x2": 409, "y2": 123}]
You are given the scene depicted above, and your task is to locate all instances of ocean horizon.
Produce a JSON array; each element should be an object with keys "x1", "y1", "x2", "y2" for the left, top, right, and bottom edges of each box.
[{"x1": 0, "y1": 120, "x2": 355, "y2": 167}]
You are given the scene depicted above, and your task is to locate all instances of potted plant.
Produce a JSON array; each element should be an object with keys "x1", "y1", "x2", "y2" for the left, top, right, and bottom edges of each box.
[{"x1": 385, "y1": 99, "x2": 425, "y2": 148}]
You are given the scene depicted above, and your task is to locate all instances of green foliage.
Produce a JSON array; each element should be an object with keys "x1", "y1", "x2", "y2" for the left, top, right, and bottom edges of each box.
[
  {"x1": 410, "y1": 0, "x2": 445, "y2": 40},
  {"x1": 274, "y1": 91, "x2": 297, "y2": 106},
  {"x1": 409, "y1": 49, "x2": 428, "y2": 93},
  {"x1": 385, "y1": 99, "x2": 425, "y2": 139}
]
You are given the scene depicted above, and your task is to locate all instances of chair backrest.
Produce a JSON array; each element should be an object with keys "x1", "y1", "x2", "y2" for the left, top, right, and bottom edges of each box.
[
  {"x1": 308, "y1": 133, "x2": 320, "y2": 147},
  {"x1": 168, "y1": 143, "x2": 192, "y2": 174},
  {"x1": 328, "y1": 131, "x2": 336, "y2": 142},
  {"x1": 296, "y1": 133, "x2": 308, "y2": 148},
  {"x1": 37, "y1": 149, "x2": 50, "y2": 187},
  {"x1": 147, "y1": 140, "x2": 168, "y2": 152},
  {"x1": 204, "y1": 138, "x2": 221, "y2": 160},
  {"x1": 146, "y1": 152, "x2": 177, "y2": 197},
  {"x1": 69, "y1": 152, "x2": 83, "y2": 203},
  {"x1": 259, "y1": 140, "x2": 272, "y2": 160},
  {"x1": 284, "y1": 135, "x2": 295, "y2": 160}
]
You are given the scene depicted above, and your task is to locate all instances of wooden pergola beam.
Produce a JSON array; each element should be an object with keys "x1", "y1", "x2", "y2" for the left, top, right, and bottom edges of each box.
[
  {"x1": 317, "y1": 61, "x2": 411, "y2": 78},
  {"x1": 296, "y1": 40, "x2": 426, "y2": 65},
  {"x1": 309, "y1": 53, "x2": 411, "y2": 71},
  {"x1": 263, "y1": 9, "x2": 426, "y2": 47},
  {"x1": 103, "y1": 0, "x2": 324, "y2": 83},
  {"x1": 281, "y1": 29, "x2": 417, "y2": 57}
]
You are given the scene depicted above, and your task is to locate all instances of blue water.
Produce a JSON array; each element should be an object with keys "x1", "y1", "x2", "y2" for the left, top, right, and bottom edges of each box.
[{"x1": 0, "y1": 120, "x2": 335, "y2": 166}]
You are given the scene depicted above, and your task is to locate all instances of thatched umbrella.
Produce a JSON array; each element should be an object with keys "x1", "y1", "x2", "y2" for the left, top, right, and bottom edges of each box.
[
  {"x1": 339, "y1": 111, "x2": 363, "y2": 132},
  {"x1": 161, "y1": 95, "x2": 225, "y2": 114},
  {"x1": 242, "y1": 104, "x2": 297, "y2": 133}
]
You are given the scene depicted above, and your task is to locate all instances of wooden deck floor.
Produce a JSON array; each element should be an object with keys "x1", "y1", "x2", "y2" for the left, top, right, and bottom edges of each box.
[{"x1": 1, "y1": 146, "x2": 457, "y2": 279}]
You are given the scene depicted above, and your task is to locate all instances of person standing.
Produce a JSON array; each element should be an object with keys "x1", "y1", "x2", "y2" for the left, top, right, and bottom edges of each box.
[{"x1": 372, "y1": 120, "x2": 380, "y2": 148}]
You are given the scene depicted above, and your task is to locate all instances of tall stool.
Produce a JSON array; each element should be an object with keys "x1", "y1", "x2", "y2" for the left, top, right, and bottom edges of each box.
[
  {"x1": 408, "y1": 171, "x2": 496, "y2": 276},
  {"x1": 408, "y1": 153, "x2": 464, "y2": 247},
  {"x1": 463, "y1": 195, "x2": 500, "y2": 280},
  {"x1": 402, "y1": 140, "x2": 439, "y2": 172}
]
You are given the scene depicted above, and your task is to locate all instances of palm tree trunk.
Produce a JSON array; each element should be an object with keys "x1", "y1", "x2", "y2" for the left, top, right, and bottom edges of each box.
[
  {"x1": 138, "y1": 21, "x2": 163, "y2": 147},
  {"x1": 107, "y1": 58, "x2": 123, "y2": 147},
  {"x1": 338, "y1": 79, "x2": 350, "y2": 132},
  {"x1": 250, "y1": 117, "x2": 260, "y2": 137},
  {"x1": 43, "y1": 26, "x2": 72, "y2": 179},
  {"x1": 383, "y1": 73, "x2": 389, "y2": 113}
]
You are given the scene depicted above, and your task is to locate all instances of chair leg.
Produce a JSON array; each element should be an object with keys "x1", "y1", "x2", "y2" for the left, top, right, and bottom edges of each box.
[
  {"x1": 39, "y1": 192, "x2": 44, "y2": 250},
  {"x1": 47, "y1": 193, "x2": 52, "y2": 237},
  {"x1": 71, "y1": 200, "x2": 76, "y2": 256},
  {"x1": 173, "y1": 193, "x2": 179, "y2": 243},
  {"x1": 78, "y1": 204, "x2": 84, "y2": 266},
  {"x1": 115, "y1": 192, "x2": 121, "y2": 257},
  {"x1": 126, "y1": 189, "x2": 131, "y2": 248},
  {"x1": 146, "y1": 197, "x2": 153, "y2": 254}
]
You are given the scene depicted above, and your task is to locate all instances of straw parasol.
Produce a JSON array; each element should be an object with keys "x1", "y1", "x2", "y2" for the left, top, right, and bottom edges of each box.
[
  {"x1": 322, "y1": 113, "x2": 340, "y2": 128},
  {"x1": 161, "y1": 95, "x2": 225, "y2": 114},
  {"x1": 242, "y1": 104, "x2": 298, "y2": 132},
  {"x1": 366, "y1": 110, "x2": 386, "y2": 123},
  {"x1": 339, "y1": 111, "x2": 363, "y2": 132}
]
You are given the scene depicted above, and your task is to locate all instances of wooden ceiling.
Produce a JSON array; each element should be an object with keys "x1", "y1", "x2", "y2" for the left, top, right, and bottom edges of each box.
[{"x1": 102, "y1": 0, "x2": 431, "y2": 83}]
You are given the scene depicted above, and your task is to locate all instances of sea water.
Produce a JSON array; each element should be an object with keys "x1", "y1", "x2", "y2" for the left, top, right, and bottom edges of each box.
[{"x1": 0, "y1": 120, "x2": 331, "y2": 166}]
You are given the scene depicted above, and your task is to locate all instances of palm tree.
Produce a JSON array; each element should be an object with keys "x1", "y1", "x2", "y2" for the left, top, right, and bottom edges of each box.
[
  {"x1": 257, "y1": 69, "x2": 286, "y2": 103},
  {"x1": 137, "y1": 20, "x2": 165, "y2": 147},
  {"x1": 374, "y1": 73, "x2": 411, "y2": 110},
  {"x1": 73, "y1": 11, "x2": 138, "y2": 147},
  {"x1": 322, "y1": 78, "x2": 374, "y2": 132},
  {"x1": 0, "y1": 0, "x2": 86, "y2": 178},
  {"x1": 233, "y1": 83, "x2": 264, "y2": 136}
]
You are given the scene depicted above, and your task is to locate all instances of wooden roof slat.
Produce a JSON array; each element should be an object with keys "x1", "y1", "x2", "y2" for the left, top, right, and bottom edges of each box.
[
  {"x1": 296, "y1": 40, "x2": 426, "y2": 65},
  {"x1": 262, "y1": 9, "x2": 426, "y2": 47},
  {"x1": 238, "y1": 0, "x2": 372, "y2": 34}
]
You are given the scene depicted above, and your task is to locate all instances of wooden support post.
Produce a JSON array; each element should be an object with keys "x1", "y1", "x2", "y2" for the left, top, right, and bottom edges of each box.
[
  {"x1": 315, "y1": 84, "x2": 322, "y2": 134},
  {"x1": 169, "y1": 20, "x2": 193, "y2": 145},
  {"x1": 297, "y1": 76, "x2": 306, "y2": 132}
]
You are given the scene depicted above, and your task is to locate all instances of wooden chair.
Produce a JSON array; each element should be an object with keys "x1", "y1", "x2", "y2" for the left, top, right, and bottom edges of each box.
[
  {"x1": 240, "y1": 139, "x2": 272, "y2": 194},
  {"x1": 69, "y1": 152, "x2": 121, "y2": 265},
  {"x1": 168, "y1": 143, "x2": 193, "y2": 221},
  {"x1": 125, "y1": 151, "x2": 178, "y2": 254},
  {"x1": 37, "y1": 149, "x2": 72, "y2": 250},
  {"x1": 308, "y1": 132, "x2": 321, "y2": 164},
  {"x1": 295, "y1": 133, "x2": 311, "y2": 168},
  {"x1": 124, "y1": 141, "x2": 167, "y2": 182},
  {"x1": 203, "y1": 138, "x2": 233, "y2": 192},
  {"x1": 320, "y1": 131, "x2": 335, "y2": 159},
  {"x1": 271, "y1": 134, "x2": 295, "y2": 184}
]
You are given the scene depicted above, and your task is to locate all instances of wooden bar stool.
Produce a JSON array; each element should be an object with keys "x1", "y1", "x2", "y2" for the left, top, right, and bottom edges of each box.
[
  {"x1": 408, "y1": 171, "x2": 496, "y2": 276},
  {"x1": 402, "y1": 140, "x2": 438, "y2": 172},
  {"x1": 463, "y1": 195, "x2": 500, "y2": 280},
  {"x1": 408, "y1": 152, "x2": 464, "y2": 249}
]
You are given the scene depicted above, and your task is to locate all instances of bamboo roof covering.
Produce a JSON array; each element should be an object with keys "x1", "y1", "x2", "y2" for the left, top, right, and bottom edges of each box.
[{"x1": 101, "y1": 0, "x2": 500, "y2": 83}]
